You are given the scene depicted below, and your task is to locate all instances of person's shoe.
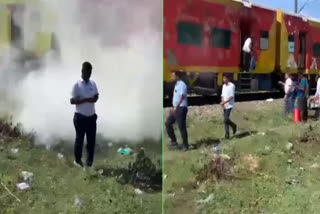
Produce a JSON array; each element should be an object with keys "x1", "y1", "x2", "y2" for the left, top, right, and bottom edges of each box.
[
  {"x1": 73, "y1": 160, "x2": 84, "y2": 168},
  {"x1": 168, "y1": 142, "x2": 178, "y2": 149}
]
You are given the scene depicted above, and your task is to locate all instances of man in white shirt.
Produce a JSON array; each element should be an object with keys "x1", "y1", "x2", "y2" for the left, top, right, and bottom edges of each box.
[
  {"x1": 220, "y1": 74, "x2": 237, "y2": 139},
  {"x1": 243, "y1": 36, "x2": 252, "y2": 73},
  {"x1": 71, "y1": 62, "x2": 99, "y2": 168},
  {"x1": 312, "y1": 76, "x2": 320, "y2": 119},
  {"x1": 165, "y1": 70, "x2": 189, "y2": 151},
  {"x1": 279, "y1": 73, "x2": 294, "y2": 116}
]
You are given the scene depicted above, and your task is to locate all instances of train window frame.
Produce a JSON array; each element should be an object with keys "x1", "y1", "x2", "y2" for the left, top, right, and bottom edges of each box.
[
  {"x1": 177, "y1": 22, "x2": 203, "y2": 46},
  {"x1": 260, "y1": 31, "x2": 269, "y2": 50},
  {"x1": 288, "y1": 35, "x2": 295, "y2": 53},
  {"x1": 210, "y1": 27, "x2": 231, "y2": 49},
  {"x1": 313, "y1": 43, "x2": 320, "y2": 57}
]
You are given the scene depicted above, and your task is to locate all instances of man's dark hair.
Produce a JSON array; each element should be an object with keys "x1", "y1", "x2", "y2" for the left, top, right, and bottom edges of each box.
[
  {"x1": 82, "y1": 61, "x2": 92, "y2": 72},
  {"x1": 173, "y1": 70, "x2": 184, "y2": 78},
  {"x1": 223, "y1": 73, "x2": 232, "y2": 80}
]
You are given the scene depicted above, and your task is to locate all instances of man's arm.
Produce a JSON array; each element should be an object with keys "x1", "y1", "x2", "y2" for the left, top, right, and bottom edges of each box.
[
  {"x1": 221, "y1": 96, "x2": 233, "y2": 105},
  {"x1": 175, "y1": 94, "x2": 184, "y2": 108},
  {"x1": 87, "y1": 94, "x2": 99, "y2": 103}
]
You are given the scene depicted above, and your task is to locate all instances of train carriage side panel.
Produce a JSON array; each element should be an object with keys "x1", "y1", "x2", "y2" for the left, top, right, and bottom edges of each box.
[
  {"x1": 278, "y1": 11, "x2": 309, "y2": 74},
  {"x1": 307, "y1": 20, "x2": 320, "y2": 74},
  {"x1": 163, "y1": 0, "x2": 242, "y2": 96},
  {"x1": 248, "y1": 5, "x2": 277, "y2": 74},
  {"x1": 0, "y1": 5, "x2": 11, "y2": 56}
]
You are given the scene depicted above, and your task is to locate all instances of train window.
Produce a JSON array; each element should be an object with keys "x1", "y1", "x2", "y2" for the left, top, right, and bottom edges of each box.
[
  {"x1": 260, "y1": 31, "x2": 269, "y2": 50},
  {"x1": 177, "y1": 22, "x2": 202, "y2": 46},
  {"x1": 211, "y1": 27, "x2": 231, "y2": 48},
  {"x1": 314, "y1": 43, "x2": 320, "y2": 57},
  {"x1": 288, "y1": 35, "x2": 295, "y2": 53}
]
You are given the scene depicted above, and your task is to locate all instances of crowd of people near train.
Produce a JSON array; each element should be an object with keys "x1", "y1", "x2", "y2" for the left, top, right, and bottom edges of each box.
[{"x1": 279, "y1": 71, "x2": 320, "y2": 120}]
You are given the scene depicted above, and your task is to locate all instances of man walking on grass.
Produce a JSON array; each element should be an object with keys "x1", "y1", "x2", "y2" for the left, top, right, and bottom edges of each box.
[
  {"x1": 220, "y1": 74, "x2": 237, "y2": 139},
  {"x1": 165, "y1": 70, "x2": 189, "y2": 151},
  {"x1": 70, "y1": 61, "x2": 99, "y2": 170}
]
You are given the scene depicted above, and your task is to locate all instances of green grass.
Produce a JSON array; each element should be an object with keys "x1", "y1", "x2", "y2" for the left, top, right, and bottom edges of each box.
[
  {"x1": 0, "y1": 137, "x2": 162, "y2": 214},
  {"x1": 164, "y1": 102, "x2": 320, "y2": 214}
]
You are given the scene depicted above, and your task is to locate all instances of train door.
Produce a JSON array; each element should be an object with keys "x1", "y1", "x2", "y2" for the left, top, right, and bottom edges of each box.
[
  {"x1": 298, "y1": 32, "x2": 306, "y2": 69},
  {"x1": 239, "y1": 17, "x2": 252, "y2": 71}
]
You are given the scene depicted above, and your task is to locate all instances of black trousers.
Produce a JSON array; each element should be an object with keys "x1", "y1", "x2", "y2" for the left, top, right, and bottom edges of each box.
[
  {"x1": 73, "y1": 113, "x2": 97, "y2": 166},
  {"x1": 243, "y1": 52, "x2": 251, "y2": 72},
  {"x1": 297, "y1": 97, "x2": 308, "y2": 121},
  {"x1": 165, "y1": 107, "x2": 188, "y2": 148},
  {"x1": 224, "y1": 108, "x2": 236, "y2": 137}
]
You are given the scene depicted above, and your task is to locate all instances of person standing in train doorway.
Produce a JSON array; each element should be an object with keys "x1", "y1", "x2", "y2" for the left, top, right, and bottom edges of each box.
[
  {"x1": 296, "y1": 71, "x2": 309, "y2": 121},
  {"x1": 165, "y1": 70, "x2": 189, "y2": 151},
  {"x1": 220, "y1": 74, "x2": 237, "y2": 139},
  {"x1": 70, "y1": 61, "x2": 99, "y2": 170},
  {"x1": 242, "y1": 35, "x2": 253, "y2": 73}
]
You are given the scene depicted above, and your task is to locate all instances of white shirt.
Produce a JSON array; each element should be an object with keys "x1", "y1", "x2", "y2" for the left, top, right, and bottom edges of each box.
[
  {"x1": 173, "y1": 80, "x2": 188, "y2": 107},
  {"x1": 315, "y1": 77, "x2": 320, "y2": 97},
  {"x1": 221, "y1": 82, "x2": 235, "y2": 109},
  {"x1": 285, "y1": 78, "x2": 293, "y2": 94},
  {"x1": 71, "y1": 80, "x2": 98, "y2": 116},
  {"x1": 243, "y1": 38, "x2": 252, "y2": 53}
]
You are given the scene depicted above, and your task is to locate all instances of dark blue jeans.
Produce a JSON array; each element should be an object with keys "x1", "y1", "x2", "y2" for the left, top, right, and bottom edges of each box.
[
  {"x1": 165, "y1": 107, "x2": 188, "y2": 148},
  {"x1": 224, "y1": 108, "x2": 236, "y2": 137},
  {"x1": 73, "y1": 113, "x2": 97, "y2": 167},
  {"x1": 285, "y1": 93, "x2": 295, "y2": 116}
]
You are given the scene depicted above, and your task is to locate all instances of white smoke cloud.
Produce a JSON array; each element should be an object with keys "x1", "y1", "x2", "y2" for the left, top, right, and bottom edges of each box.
[{"x1": 0, "y1": 0, "x2": 162, "y2": 145}]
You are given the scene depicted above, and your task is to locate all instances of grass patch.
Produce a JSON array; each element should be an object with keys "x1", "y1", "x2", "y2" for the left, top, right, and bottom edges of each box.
[{"x1": 164, "y1": 101, "x2": 320, "y2": 214}]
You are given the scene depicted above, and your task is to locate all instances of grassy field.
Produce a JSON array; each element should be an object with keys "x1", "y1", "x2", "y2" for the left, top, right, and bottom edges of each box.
[
  {"x1": 0, "y1": 133, "x2": 162, "y2": 214},
  {"x1": 164, "y1": 100, "x2": 320, "y2": 214}
]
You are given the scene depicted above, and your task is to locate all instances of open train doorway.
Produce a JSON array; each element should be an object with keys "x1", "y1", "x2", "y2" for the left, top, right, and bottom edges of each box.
[
  {"x1": 239, "y1": 16, "x2": 252, "y2": 72},
  {"x1": 298, "y1": 32, "x2": 306, "y2": 69}
]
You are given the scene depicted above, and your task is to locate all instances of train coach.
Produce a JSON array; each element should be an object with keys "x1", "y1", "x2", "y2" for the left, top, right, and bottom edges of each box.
[{"x1": 163, "y1": 0, "x2": 320, "y2": 98}]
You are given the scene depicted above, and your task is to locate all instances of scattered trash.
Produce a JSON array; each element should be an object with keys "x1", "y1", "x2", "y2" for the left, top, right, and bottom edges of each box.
[
  {"x1": 74, "y1": 196, "x2": 83, "y2": 207},
  {"x1": 164, "y1": 174, "x2": 168, "y2": 179},
  {"x1": 134, "y1": 188, "x2": 144, "y2": 195},
  {"x1": 258, "y1": 132, "x2": 266, "y2": 136},
  {"x1": 167, "y1": 193, "x2": 175, "y2": 198},
  {"x1": 310, "y1": 163, "x2": 319, "y2": 168},
  {"x1": 21, "y1": 171, "x2": 33, "y2": 183},
  {"x1": 98, "y1": 169, "x2": 104, "y2": 175},
  {"x1": 118, "y1": 147, "x2": 133, "y2": 155},
  {"x1": 287, "y1": 159, "x2": 293, "y2": 164},
  {"x1": 10, "y1": 148, "x2": 19, "y2": 154},
  {"x1": 299, "y1": 167, "x2": 304, "y2": 171},
  {"x1": 197, "y1": 194, "x2": 214, "y2": 204},
  {"x1": 286, "y1": 143, "x2": 293, "y2": 151},
  {"x1": 57, "y1": 153, "x2": 64, "y2": 159},
  {"x1": 264, "y1": 146, "x2": 271, "y2": 151},
  {"x1": 266, "y1": 98, "x2": 274, "y2": 102},
  {"x1": 16, "y1": 182, "x2": 31, "y2": 190},
  {"x1": 286, "y1": 178, "x2": 299, "y2": 185},
  {"x1": 108, "y1": 142, "x2": 113, "y2": 147},
  {"x1": 212, "y1": 145, "x2": 221, "y2": 154}
]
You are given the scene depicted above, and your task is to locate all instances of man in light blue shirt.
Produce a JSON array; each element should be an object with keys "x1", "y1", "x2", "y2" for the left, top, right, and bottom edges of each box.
[{"x1": 165, "y1": 70, "x2": 189, "y2": 151}]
